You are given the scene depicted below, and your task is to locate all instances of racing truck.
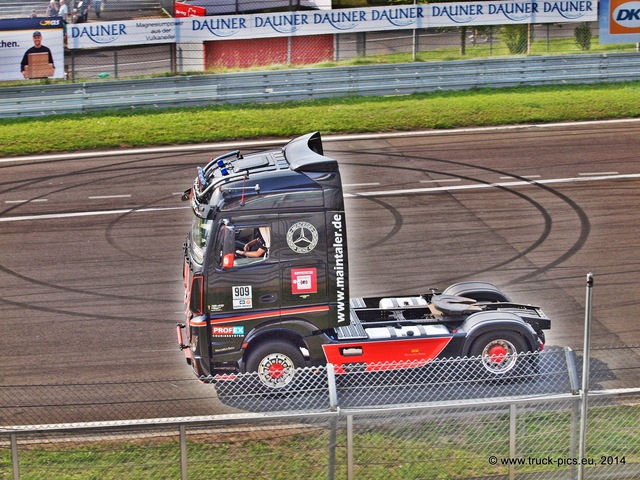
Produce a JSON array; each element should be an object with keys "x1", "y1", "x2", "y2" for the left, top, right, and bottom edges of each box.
[{"x1": 177, "y1": 132, "x2": 551, "y2": 388}]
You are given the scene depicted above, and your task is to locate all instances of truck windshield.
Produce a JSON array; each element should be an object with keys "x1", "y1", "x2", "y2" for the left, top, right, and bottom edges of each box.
[{"x1": 190, "y1": 217, "x2": 211, "y2": 265}]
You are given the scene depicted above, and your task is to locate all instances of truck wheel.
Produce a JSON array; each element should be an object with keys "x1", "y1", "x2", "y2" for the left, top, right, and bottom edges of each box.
[
  {"x1": 246, "y1": 341, "x2": 305, "y2": 389},
  {"x1": 469, "y1": 331, "x2": 527, "y2": 377}
]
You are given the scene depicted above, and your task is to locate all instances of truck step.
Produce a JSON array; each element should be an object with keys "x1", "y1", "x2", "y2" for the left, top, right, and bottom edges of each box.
[{"x1": 335, "y1": 299, "x2": 368, "y2": 340}]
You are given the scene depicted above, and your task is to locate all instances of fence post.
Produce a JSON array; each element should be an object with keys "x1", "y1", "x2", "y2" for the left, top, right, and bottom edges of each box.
[
  {"x1": 11, "y1": 433, "x2": 20, "y2": 480},
  {"x1": 412, "y1": 29, "x2": 417, "y2": 61},
  {"x1": 180, "y1": 424, "x2": 188, "y2": 480},
  {"x1": 509, "y1": 404, "x2": 516, "y2": 480},
  {"x1": 328, "y1": 415, "x2": 338, "y2": 480},
  {"x1": 347, "y1": 414, "x2": 354, "y2": 480},
  {"x1": 356, "y1": 32, "x2": 366, "y2": 57},
  {"x1": 70, "y1": 49, "x2": 76, "y2": 83},
  {"x1": 170, "y1": 44, "x2": 176, "y2": 75},
  {"x1": 327, "y1": 363, "x2": 338, "y2": 410},
  {"x1": 327, "y1": 363, "x2": 338, "y2": 480},
  {"x1": 571, "y1": 397, "x2": 580, "y2": 479},
  {"x1": 411, "y1": 0, "x2": 417, "y2": 61},
  {"x1": 565, "y1": 347, "x2": 580, "y2": 395},
  {"x1": 577, "y1": 272, "x2": 594, "y2": 480},
  {"x1": 565, "y1": 345, "x2": 581, "y2": 479},
  {"x1": 490, "y1": 26, "x2": 495, "y2": 54}
]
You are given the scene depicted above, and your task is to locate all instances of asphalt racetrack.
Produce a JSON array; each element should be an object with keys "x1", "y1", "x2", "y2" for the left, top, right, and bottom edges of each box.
[{"x1": 1, "y1": 120, "x2": 639, "y2": 420}]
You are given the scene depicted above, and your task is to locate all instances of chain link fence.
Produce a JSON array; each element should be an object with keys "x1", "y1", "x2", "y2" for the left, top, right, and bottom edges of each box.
[
  {"x1": 339, "y1": 392, "x2": 639, "y2": 480},
  {"x1": 66, "y1": 22, "x2": 613, "y2": 82},
  {"x1": 210, "y1": 349, "x2": 576, "y2": 412},
  {"x1": 2, "y1": 346, "x2": 639, "y2": 479},
  {"x1": 576, "y1": 345, "x2": 640, "y2": 390},
  {"x1": 2, "y1": 395, "x2": 638, "y2": 479}
]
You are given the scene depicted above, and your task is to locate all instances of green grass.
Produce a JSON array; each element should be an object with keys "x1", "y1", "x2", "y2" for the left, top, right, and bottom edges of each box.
[
  {"x1": 1, "y1": 28, "x2": 637, "y2": 158},
  {"x1": 1, "y1": 81, "x2": 639, "y2": 157}
]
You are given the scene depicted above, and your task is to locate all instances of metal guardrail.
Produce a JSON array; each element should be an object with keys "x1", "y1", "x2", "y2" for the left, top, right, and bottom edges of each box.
[{"x1": 1, "y1": 52, "x2": 639, "y2": 118}]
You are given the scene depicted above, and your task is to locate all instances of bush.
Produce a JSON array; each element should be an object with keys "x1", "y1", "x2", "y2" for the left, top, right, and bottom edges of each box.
[
  {"x1": 574, "y1": 22, "x2": 592, "y2": 50},
  {"x1": 500, "y1": 24, "x2": 530, "y2": 54}
]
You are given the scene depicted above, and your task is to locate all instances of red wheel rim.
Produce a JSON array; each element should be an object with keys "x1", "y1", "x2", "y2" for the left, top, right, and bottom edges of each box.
[
  {"x1": 480, "y1": 339, "x2": 518, "y2": 374},
  {"x1": 488, "y1": 345, "x2": 508, "y2": 363},
  {"x1": 257, "y1": 353, "x2": 297, "y2": 388},
  {"x1": 268, "y1": 362, "x2": 285, "y2": 379}
]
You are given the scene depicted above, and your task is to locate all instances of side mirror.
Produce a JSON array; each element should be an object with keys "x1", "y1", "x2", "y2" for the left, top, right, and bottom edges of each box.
[{"x1": 221, "y1": 225, "x2": 236, "y2": 269}]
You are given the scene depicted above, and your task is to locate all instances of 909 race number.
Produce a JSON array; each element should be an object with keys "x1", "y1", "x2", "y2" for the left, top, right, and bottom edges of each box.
[{"x1": 232, "y1": 285, "x2": 252, "y2": 309}]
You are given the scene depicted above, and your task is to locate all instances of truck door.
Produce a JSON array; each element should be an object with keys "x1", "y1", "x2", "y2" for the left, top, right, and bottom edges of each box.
[
  {"x1": 207, "y1": 218, "x2": 281, "y2": 330},
  {"x1": 278, "y1": 213, "x2": 331, "y2": 327}
]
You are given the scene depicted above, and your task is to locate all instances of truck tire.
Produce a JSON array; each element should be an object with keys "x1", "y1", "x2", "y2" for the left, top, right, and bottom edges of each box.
[
  {"x1": 246, "y1": 341, "x2": 305, "y2": 389},
  {"x1": 469, "y1": 331, "x2": 528, "y2": 377}
]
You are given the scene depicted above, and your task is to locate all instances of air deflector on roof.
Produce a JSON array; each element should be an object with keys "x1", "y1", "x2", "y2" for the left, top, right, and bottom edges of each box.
[{"x1": 284, "y1": 132, "x2": 338, "y2": 173}]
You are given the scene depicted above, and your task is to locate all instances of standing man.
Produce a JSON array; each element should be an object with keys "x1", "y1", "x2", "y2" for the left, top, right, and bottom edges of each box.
[
  {"x1": 58, "y1": 0, "x2": 68, "y2": 21},
  {"x1": 94, "y1": 0, "x2": 103, "y2": 19},
  {"x1": 46, "y1": 0, "x2": 59, "y2": 17},
  {"x1": 58, "y1": 0, "x2": 69, "y2": 45},
  {"x1": 20, "y1": 31, "x2": 55, "y2": 79}
]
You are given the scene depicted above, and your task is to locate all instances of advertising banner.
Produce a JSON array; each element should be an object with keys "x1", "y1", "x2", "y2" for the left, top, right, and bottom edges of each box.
[
  {"x1": 68, "y1": 19, "x2": 182, "y2": 49},
  {"x1": 0, "y1": 18, "x2": 64, "y2": 81},
  {"x1": 175, "y1": 2, "x2": 206, "y2": 18},
  {"x1": 178, "y1": 0, "x2": 331, "y2": 16},
  {"x1": 599, "y1": 0, "x2": 640, "y2": 43},
  {"x1": 66, "y1": 1, "x2": 597, "y2": 50},
  {"x1": 180, "y1": 1, "x2": 597, "y2": 42}
]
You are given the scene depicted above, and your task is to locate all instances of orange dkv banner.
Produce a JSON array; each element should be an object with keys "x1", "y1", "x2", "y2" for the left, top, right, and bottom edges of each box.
[{"x1": 599, "y1": 0, "x2": 640, "y2": 42}]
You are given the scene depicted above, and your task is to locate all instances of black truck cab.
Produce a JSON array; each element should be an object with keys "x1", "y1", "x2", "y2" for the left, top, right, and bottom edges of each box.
[
  {"x1": 178, "y1": 132, "x2": 550, "y2": 388},
  {"x1": 180, "y1": 132, "x2": 351, "y2": 378}
]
